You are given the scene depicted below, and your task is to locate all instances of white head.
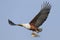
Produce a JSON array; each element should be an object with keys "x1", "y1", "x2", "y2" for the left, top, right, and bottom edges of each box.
[{"x1": 20, "y1": 23, "x2": 31, "y2": 29}]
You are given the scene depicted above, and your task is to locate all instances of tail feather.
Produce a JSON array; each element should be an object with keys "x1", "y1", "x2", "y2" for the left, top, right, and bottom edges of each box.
[{"x1": 8, "y1": 19, "x2": 16, "y2": 25}]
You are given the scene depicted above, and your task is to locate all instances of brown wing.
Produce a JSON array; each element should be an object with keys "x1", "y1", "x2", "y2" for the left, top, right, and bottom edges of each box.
[{"x1": 29, "y1": 2, "x2": 51, "y2": 28}]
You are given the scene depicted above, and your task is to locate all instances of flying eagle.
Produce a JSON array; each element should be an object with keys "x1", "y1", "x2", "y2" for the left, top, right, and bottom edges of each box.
[{"x1": 8, "y1": 2, "x2": 51, "y2": 37}]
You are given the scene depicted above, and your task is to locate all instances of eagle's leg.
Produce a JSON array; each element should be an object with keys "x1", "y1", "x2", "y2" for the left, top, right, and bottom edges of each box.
[
  {"x1": 35, "y1": 28, "x2": 42, "y2": 33},
  {"x1": 31, "y1": 28, "x2": 42, "y2": 37}
]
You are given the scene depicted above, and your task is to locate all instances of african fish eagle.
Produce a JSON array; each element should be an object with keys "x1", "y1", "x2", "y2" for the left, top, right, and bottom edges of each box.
[{"x1": 8, "y1": 2, "x2": 51, "y2": 37}]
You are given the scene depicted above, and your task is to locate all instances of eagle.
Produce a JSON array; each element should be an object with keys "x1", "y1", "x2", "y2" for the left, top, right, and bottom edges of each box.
[{"x1": 8, "y1": 2, "x2": 51, "y2": 37}]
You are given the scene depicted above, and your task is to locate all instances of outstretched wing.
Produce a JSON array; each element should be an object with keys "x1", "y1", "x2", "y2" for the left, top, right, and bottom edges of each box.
[{"x1": 29, "y1": 2, "x2": 51, "y2": 28}]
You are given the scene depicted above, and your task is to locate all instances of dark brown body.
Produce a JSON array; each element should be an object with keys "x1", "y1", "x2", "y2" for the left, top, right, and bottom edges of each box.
[{"x1": 30, "y1": 23, "x2": 40, "y2": 32}]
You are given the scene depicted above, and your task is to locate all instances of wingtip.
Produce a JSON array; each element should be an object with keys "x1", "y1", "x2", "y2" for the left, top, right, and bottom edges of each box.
[{"x1": 41, "y1": 1, "x2": 51, "y2": 9}]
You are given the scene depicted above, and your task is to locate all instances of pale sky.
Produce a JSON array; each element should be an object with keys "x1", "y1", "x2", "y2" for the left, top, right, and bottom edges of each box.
[{"x1": 0, "y1": 0, "x2": 60, "y2": 40}]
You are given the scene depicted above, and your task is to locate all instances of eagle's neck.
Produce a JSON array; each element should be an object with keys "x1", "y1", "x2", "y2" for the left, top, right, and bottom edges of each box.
[{"x1": 21, "y1": 23, "x2": 31, "y2": 29}]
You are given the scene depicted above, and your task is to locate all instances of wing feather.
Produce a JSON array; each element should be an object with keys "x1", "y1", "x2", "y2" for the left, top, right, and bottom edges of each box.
[{"x1": 30, "y1": 2, "x2": 51, "y2": 27}]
